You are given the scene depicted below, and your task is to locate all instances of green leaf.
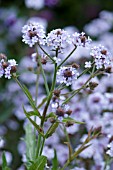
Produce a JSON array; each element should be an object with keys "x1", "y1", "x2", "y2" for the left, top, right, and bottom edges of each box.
[
  {"x1": 37, "y1": 97, "x2": 47, "y2": 109},
  {"x1": 24, "y1": 123, "x2": 36, "y2": 163},
  {"x1": 22, "y1": 84, "x2": 40, "y2": 117},
  {"x1": 45, "y1": 122, "x2": 59, "y2": 138},
  {"x1": 26, "y1": 111, "x2": 40, "y2": 117},
  {"x1": 14, "y1": 78, "x2": 40, "y2": 117},
  {"x1": 62, "y1": 117, "x2": 85, "y2": 124},
  {"x1": 52, "y1": 150, "x2": 58, "y2": 170},
  {"x1": 2, "y1": 152, "x2": 11, "y2": 170},
  {"x1": 23, "y1": 106, "x2": 44, "y2": 137},
  {"x1": 45, "y1": 112, "x2": 57, "y2": 120},
  {"x1": 29, "y1": 156, "x2": 47, "y2": 170}
]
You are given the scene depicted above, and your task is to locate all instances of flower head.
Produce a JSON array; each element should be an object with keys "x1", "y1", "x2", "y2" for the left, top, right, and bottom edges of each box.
[
  {"x1": 0, "y1": 54, "x2": 17, "y2": 79},
  {"x1": 72, "y1": 32, "x2": 92, "y2": 48},
  {"x1": 46, "y1": 29, "x2": 71, "y2": 53},
  {"x1": 57, "y1": 66, "x2": 79, "y2": 86},
  {"x1": 90, "y1": 45, "x2": 112, "y2": 69},
  {"x1": 22, "y1": 22, "x2": 46, "y2": 47}
]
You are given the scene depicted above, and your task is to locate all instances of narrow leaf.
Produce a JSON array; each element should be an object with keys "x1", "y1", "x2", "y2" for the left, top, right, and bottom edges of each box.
[
  {"x1": 62, "y1": 117, "x2": 85, "y2": 124},
  {"x1": 29, "y1": 156, "x2": 47, "y2": 170},
  {"x1": 24, "y1": 123, "x2": 36, "y2": 162},
  {"x1": 23, "y1": 106, "x2": 44, "y2": 137},
  {"x1": 37, "y1": 97, "x2": 47, "y2": 109},
  {"x1": 2, "y1": 152, "x2": 11, "y2": 170},
  {"x1": 52, "y1": 149, "x2": 58, "y2": 170},
  {"x1": 45, "y1": 122, "x2": 59, "y2": 138}
]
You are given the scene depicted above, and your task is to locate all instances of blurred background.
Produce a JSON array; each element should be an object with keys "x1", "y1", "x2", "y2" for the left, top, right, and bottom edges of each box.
[{"x1": 0, "y1": 0, "x2": 113, "y2": 169}]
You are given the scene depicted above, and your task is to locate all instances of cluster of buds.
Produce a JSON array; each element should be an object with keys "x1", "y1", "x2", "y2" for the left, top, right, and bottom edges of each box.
[
  {"x1": 51, "y1": 89, "x2": 72, "y2": 119},
  {"x1": 0, "y1": 53, "x2": 17, "y2": 79}
]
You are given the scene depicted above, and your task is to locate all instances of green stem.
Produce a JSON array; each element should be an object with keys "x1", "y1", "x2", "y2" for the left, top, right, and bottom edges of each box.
[
  {"x1": 38, "y1": 44, "x2": 55, "y2": 62},
  {"x1": 36, "y1": 134, "x2": 42, "y2": 158},
  {"x1": 41, "y1": 62, "x2": 57, "y2": 127},
  {"x1": 58, "y1": 47, "x2": 77, "y2": 69},
  {"x1": 36, "y1": 47, "x2": 49, "y2": 95},
  {"x1": 39, "y1": 138, "x2": 45, "y2": 156},
  {"x1": 62, "y1": 75, "x2": 93, "y2": 104},
  {"x1": 34, "y1": 68, "x2": 40, "y2": 159}
]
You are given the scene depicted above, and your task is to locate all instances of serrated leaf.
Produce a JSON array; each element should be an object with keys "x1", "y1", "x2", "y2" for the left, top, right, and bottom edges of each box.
[
  {"x1": 62, "y1": 117, "x2": 85, "y2": 124},
  {"x1": 24, "y1": 123, "x2": 36, "y2": 162},
  {"x1": 23, "y1": 106, "x2": 44, "y2": 137},
  {"x1": 45, "y1": 122, "x2": 59, "y2": 138},
  {"x1": 29, "y1": 156, "x2": 47, "y2": 170},
  {"x1": 52, "y1": 150, "x2": 58, "y2": 170}
]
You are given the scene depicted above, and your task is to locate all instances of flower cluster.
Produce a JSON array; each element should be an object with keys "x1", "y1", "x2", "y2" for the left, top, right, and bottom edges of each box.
[
  {"x1": 22, "y1": 22, "x2": 46, "y2": 47},
  {"x1": 72, "y1": 32, "x2": 92, "y2": 48},
  {"x1": 106, "y1": 141, "x2": 113, "y2": 157},
  {"x1": 46, "y1": 28, "x2": 71, "y2": 53},
  {"x1": 0, "y1": 53, "x2": 17, "y2": 79},
  {"x1": 57, "y1": 66, "x2": 79, "y2": 86},
  {"x1": 90, "y1": 45, "x2": 113, "y2": 69}
]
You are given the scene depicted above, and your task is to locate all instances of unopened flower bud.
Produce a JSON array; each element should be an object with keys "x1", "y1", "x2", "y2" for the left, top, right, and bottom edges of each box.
[
  {"x1": 72, "y1": 63, "x2": 80, "y2": 69},
  {"x1": 41, "y1": 58, "x2": 47, "y2": 65},
  {"x1": 0, "y1": 53, "x2": 7, "y2": 60},
  {"x1": 65, "y1": 121, "x2": 74, "y2": 127},
  {"x1": 89, "y1": 82, "x2": 98, "y2": 90},
  {"x1": 2, "y1": 62, "x2": 8, "y2": 69},
  {"x1": 53, "y1": 89, "x2": 61, "y2": 97},
  {"x1": 109, "y1": 136, "x2": 113, "y2": 143},
  {"x1": 10, "y1": 66, "x2": 17, "y2": 73},
  {"x1": 105, "y1": 67, "x2": 112, "y2": 73},
  {"x1": 93, "y1": 126, "x2": 102, "y2": 135},
  {"x1": 56, "y1": 107, "x2": 64, "y2": 117},
  {"x1": 65, "y1": 109, "x2": 72, "y2": 115},
  {"x1": 50, "y1": 118, "x2": 56, "y2": 123}
]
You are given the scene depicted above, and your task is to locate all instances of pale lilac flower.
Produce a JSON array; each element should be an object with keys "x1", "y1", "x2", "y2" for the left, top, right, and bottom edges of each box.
[
  {"x1": 71, "y1": 167, "x2": 86, "y2": 170},
  {"x1": 25, "y1": 0, "x2": 44, "y2": 10},
  {"x1": 0, "y1": 63, "x2": 4, "y2": 78},
  {"x1": 57, "y1": 66, "x2": 79, "y2": 86},
  {"x1": 90, "y1": 45, "x2": 112, "y2": 69},
  {"x1": 4, "y1": 66, "x2": 12, "y2": 79},
  {"x1": 106, "y1": 141, "x2": 113, "y2": 157},
  {"x1": 72, "y1": 32, "x2": 92, "y2": 48},
  {"x1": 84, "y1": 19, "x2": 112, "y2": 37},
  {"x1": 42, "y1": 146, "x2": 54, "y2": 160},
  {"x1": 46, "y1": 28, "x2": 71, "y2": 53},
  {"x1": 0, "y1": 58, "x2": 17, "y2": 79},
  {"x1": 22, "y1": 22, "x2": 46, "y2": 47},
  {"x1": 0, "y1": 137, "x2": 4, "y2": 148},
  {"x1": 8, "y1": 59, "x2": 17, "y2": 66},
  {"x1": 31, "y1": 53, "x2": 37, "y2": 62},
  {"x1": 85, "y1": 61, "x2": 92, "y2": 68}
]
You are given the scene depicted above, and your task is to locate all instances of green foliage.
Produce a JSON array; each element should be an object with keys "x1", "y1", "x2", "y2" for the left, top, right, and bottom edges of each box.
[
  {"x1": 23, "y1": 106, "x2": 44, "y2": 137},
  {"x1": 24, "y1": 123, "x2": 36, "y2": 164},
  {"x1": 2, "y1": 152, "x2": 11, "y2": 170},
  {"x1": 28, "y1": 156, "x2": 47, "y2": 170},
  {"x1": 52, "y1": 150, "x2": 59, "y2": 170},
  {"x1": 62, "y1": 117, "x2": 85, "y2": 124},
  {"x1": 45, "y1": 122, "x2": 59, "y2": 138}
]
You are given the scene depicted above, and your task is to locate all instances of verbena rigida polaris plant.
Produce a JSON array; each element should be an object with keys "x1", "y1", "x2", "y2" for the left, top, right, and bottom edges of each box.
[{"x1": 1, "y1": 21, "x2": 113, "y2": 170}]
